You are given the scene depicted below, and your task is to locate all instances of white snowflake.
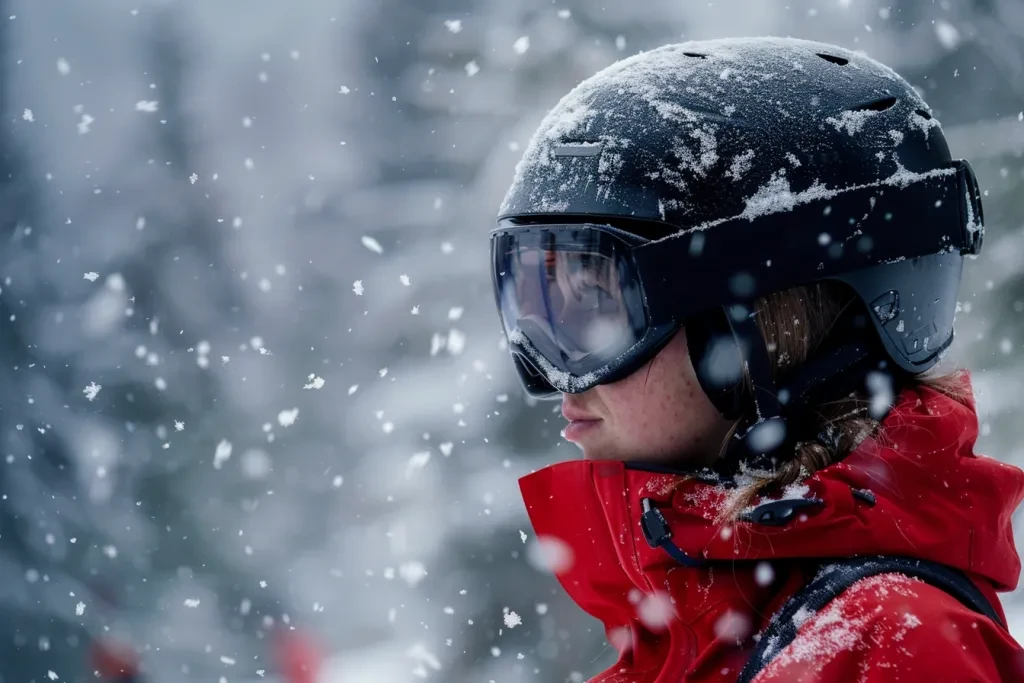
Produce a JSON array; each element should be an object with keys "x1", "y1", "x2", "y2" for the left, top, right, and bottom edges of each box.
[
  {"x1": 934, "y1": 20, "x2": 960, "y2": 49},
  {"x1": 303, "y1": 374, "x2": 325, "y2": 390},
  {"x1": 399, "y1": 561, "x2": 428, "y2": 586},
  {"x1": 76, "y1": 113, "x2": 94, "y2": 134},
  {"x1": 22, "y1": 108, "x2": 33, "y2": 122},
  {"x1": 83, "y1": 383, "x2": 101, "y2": 401},
  {"x1": 135, "y1": 100, "x2": 159, "y2": 112},
  {"x1": 83, "y1": 272, "x2": 99, "y2": 282},
  {"x1": 352, "y1": 280, "x2": 364, "y2": 295},
  {"x1": 444, "y1": 19, "x2": 462, "y2": 33},
  {"x1": 513, "y1": 36, "x2": 530, "y2": 54},
  {"x1": 277, "y1": 408, "x2": 299, "y2": 427},
  {"x1": 361, "y1": 235, "x2": 383, "y2": 253},
  {"x1": 214, "y1": 440, "x2": 233, "y2": 469}
]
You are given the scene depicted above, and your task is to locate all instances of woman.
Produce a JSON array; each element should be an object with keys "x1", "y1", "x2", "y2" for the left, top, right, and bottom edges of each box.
[{"x1": 491, "y1": 38, "x2": 1024, "y2": 681}]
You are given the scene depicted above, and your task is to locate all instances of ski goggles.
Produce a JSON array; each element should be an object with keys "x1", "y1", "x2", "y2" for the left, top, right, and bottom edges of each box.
[
  {"x1": 491, "y1": 223, "x2": 664, "y2": 398},
  {"x1": 491, "y1": 163, "x2": 984, "y2": 399}
]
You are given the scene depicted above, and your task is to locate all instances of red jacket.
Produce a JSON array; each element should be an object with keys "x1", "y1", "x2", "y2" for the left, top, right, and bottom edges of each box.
[{"x1": 520, "y1": 380, "x2": 1024, "y2": 681}]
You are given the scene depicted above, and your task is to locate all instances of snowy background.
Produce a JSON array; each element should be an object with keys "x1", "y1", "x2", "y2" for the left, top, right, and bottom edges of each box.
[{"x1": 1, "y1": 0, "x2": 1022, "y2": 681}]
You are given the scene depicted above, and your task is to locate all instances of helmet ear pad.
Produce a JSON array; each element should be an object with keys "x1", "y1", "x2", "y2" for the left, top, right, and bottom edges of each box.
[{"x1": 685, "y1": 308, "x2": 750, "y2": 421}]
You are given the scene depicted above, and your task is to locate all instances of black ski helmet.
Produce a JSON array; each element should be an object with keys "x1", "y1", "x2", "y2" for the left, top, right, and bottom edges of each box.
[{"x1": 491, "y1": 37, "x2": 984, "y2": 459}]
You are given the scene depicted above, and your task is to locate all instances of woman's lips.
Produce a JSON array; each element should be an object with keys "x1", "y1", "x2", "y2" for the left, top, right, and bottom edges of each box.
[{"x1": 562, "y1": 418, "x2": 601, "y2": 443}]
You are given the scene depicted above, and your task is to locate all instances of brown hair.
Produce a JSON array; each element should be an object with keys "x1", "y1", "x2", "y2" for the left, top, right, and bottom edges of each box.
[{"x1": 716, "y1": 281, "x2": 969, "y2": 521}]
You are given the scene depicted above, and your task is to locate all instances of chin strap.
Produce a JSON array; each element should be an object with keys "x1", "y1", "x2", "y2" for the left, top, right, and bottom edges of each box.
[{"x1": 712, "y1": 304, "x2": 890, "y2": 474}]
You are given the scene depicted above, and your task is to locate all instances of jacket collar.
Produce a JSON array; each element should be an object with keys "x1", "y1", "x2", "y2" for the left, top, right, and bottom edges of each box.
[{"x1": 519, "y1": 379, "x2": 1024, "y2": 677}]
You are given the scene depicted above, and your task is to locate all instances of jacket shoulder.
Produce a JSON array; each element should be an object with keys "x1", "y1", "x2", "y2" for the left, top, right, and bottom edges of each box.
[{"x1": 755, "y1": 572, "x2": 1024, "y2": 682}]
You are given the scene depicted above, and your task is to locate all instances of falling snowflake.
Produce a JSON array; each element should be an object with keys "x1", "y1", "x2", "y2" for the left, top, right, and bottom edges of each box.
[
  {"x1": 75, "y1": 601, "x2": 85, "y2": 616},
  {"x1": 347, "y1": 384, "x2": 359, "y2": 395},
  {"x1": 513, "y1": 36, "x2": 530, "y2": 54},
  {"x1": 83, "y1": 272, "x2": 99, "y2": 282},
  {"x1": 519, "y1": 530, "x2": 527, "y2": 543},
  {"x1": 503, "y1": 611, "x2": 522, "y2": 628},
  {"x1": 183, "y1": 598, "x2": 201, "y2": 608},
  {"x1": 464, "y1": 60, "x2": 480, "y2": 77},
  {"x1": 56, "y1": 58, "x2": 70, "y2": 75},
  {"x1": 277, "y1": 408, "x2": 299, "y2": 427},
  {"x1": 557, "y1": 8, "x2": 571, "y2": 19},
  {"x1": 527, "y1": 536, "x2": 574, "y2": 574},
  {"x1": 406, "y1": 451, "x2": 431, "y2": 477},
  {"x1": 303, "y1": 374, "x2": 325, "y2": 390},
  {"x1": 76, "y1": 113, "x2": 94, "y2": 134},
  {"x1": 444, "y1": 19, "x2": 462, "y2": 33},
  {"x1": 934, "y1": 20, "x2": 960, "y2": 49},
  {"x1": 189, "y1": 173, "x2": 198, "y2": 184},
  {"x1": 411, "y1": 305, "x2": 420, "y2": 315},
  {"x1": 352, "y1": 280, "x2": 364, "y2": 295},
  {"x1": 399, "y1": 561, "x2": 428, "y2": 586},
  {"x1": 755, "y1": 561, "x2": 775, "y2": 587},
  {"x1": 174, "y1": 420, "x2": 185, "y2": 432},
  {"x1": 399, "y1": 274, "x2": 410, "y2": 286},
  {"x1": 338, "y1": 85, "x2": 350, "y2": 94},
  {"x1": 378, "y1": 367, "x2": 388, "y2": 378},
  {"x1": 22, "y1": 109, "x2": 33, "y2": 122},
  {"x1": 135, "y1": 100, "x2": 159, "y2": 112},
  {"x1": 361, "y1": 235, "x2": 383, "y2": 253},
  {"x1": 214, "y1": 440, "x2": 233, "y2": 469},
  {"x1": 83, "y1": 383, "x2": 101, "y2": 401},
  {"x1": 447, "y1": 329, "x2": 466, "y2": 355}
]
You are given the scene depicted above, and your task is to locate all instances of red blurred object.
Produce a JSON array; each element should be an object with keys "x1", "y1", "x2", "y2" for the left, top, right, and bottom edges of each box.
[
  {"x1": 274, "y1": 628, "x2": 322, "y2": 683},
  {"x1": 91, "y1": 638, "x2": 140, "y2": 680}
]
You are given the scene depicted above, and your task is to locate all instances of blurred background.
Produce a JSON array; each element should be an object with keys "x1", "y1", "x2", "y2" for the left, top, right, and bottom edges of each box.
[{"x1": 0, "y1": 0, "x2": 1022, "y2": 681}]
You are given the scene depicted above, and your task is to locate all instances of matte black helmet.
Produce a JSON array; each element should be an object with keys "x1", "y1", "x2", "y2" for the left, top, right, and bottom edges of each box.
[{"x1": 491, "y1": 37, "x2": 983, "y2": 461}]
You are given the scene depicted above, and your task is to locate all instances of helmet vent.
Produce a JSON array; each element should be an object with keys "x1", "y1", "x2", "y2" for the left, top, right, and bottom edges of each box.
[
  {"x1": 816, "y1": 53, "x2": 849, "y2": 66},
  {"x1": 914, "y1": 108, "x2": 934, "y2": 120},
  {"x1": 683, "y1": 51, "x2": 708, "y2": 59},
  {"x1": 852, "y1": 96, "x2": 898, "y2": 113}
]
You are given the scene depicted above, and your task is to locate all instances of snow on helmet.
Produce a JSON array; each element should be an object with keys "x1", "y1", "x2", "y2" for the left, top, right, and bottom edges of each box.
[{"x1": 491, "y1": 37, "x2": 983, "y2": 459}]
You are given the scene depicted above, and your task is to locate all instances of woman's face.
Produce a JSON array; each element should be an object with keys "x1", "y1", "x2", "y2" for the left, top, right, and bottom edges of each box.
[{"x1": 560, "y1": 330, "x2": 734, "y2": 465}]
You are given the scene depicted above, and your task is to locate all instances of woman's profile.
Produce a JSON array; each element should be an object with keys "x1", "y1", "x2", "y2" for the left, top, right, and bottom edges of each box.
[{"x1": 491, "y1": 37, "x2": 1024, "y2": 681}]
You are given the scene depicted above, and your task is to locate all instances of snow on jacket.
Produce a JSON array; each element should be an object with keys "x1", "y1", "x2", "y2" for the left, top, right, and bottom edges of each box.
[{"x1": 519, "y1": 378, "x2": 1024, "y2": 681}]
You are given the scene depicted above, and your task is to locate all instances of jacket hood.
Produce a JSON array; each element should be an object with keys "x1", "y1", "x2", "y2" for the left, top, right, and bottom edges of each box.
[{"x1": 519, "y1": 378, "x2": 1024, "y2": 678}]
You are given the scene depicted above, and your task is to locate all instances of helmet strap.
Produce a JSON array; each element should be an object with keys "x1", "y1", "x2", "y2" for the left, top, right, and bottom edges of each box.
[{"x1": 693, "y1": 304, "x2": 893, "y2": 476}]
